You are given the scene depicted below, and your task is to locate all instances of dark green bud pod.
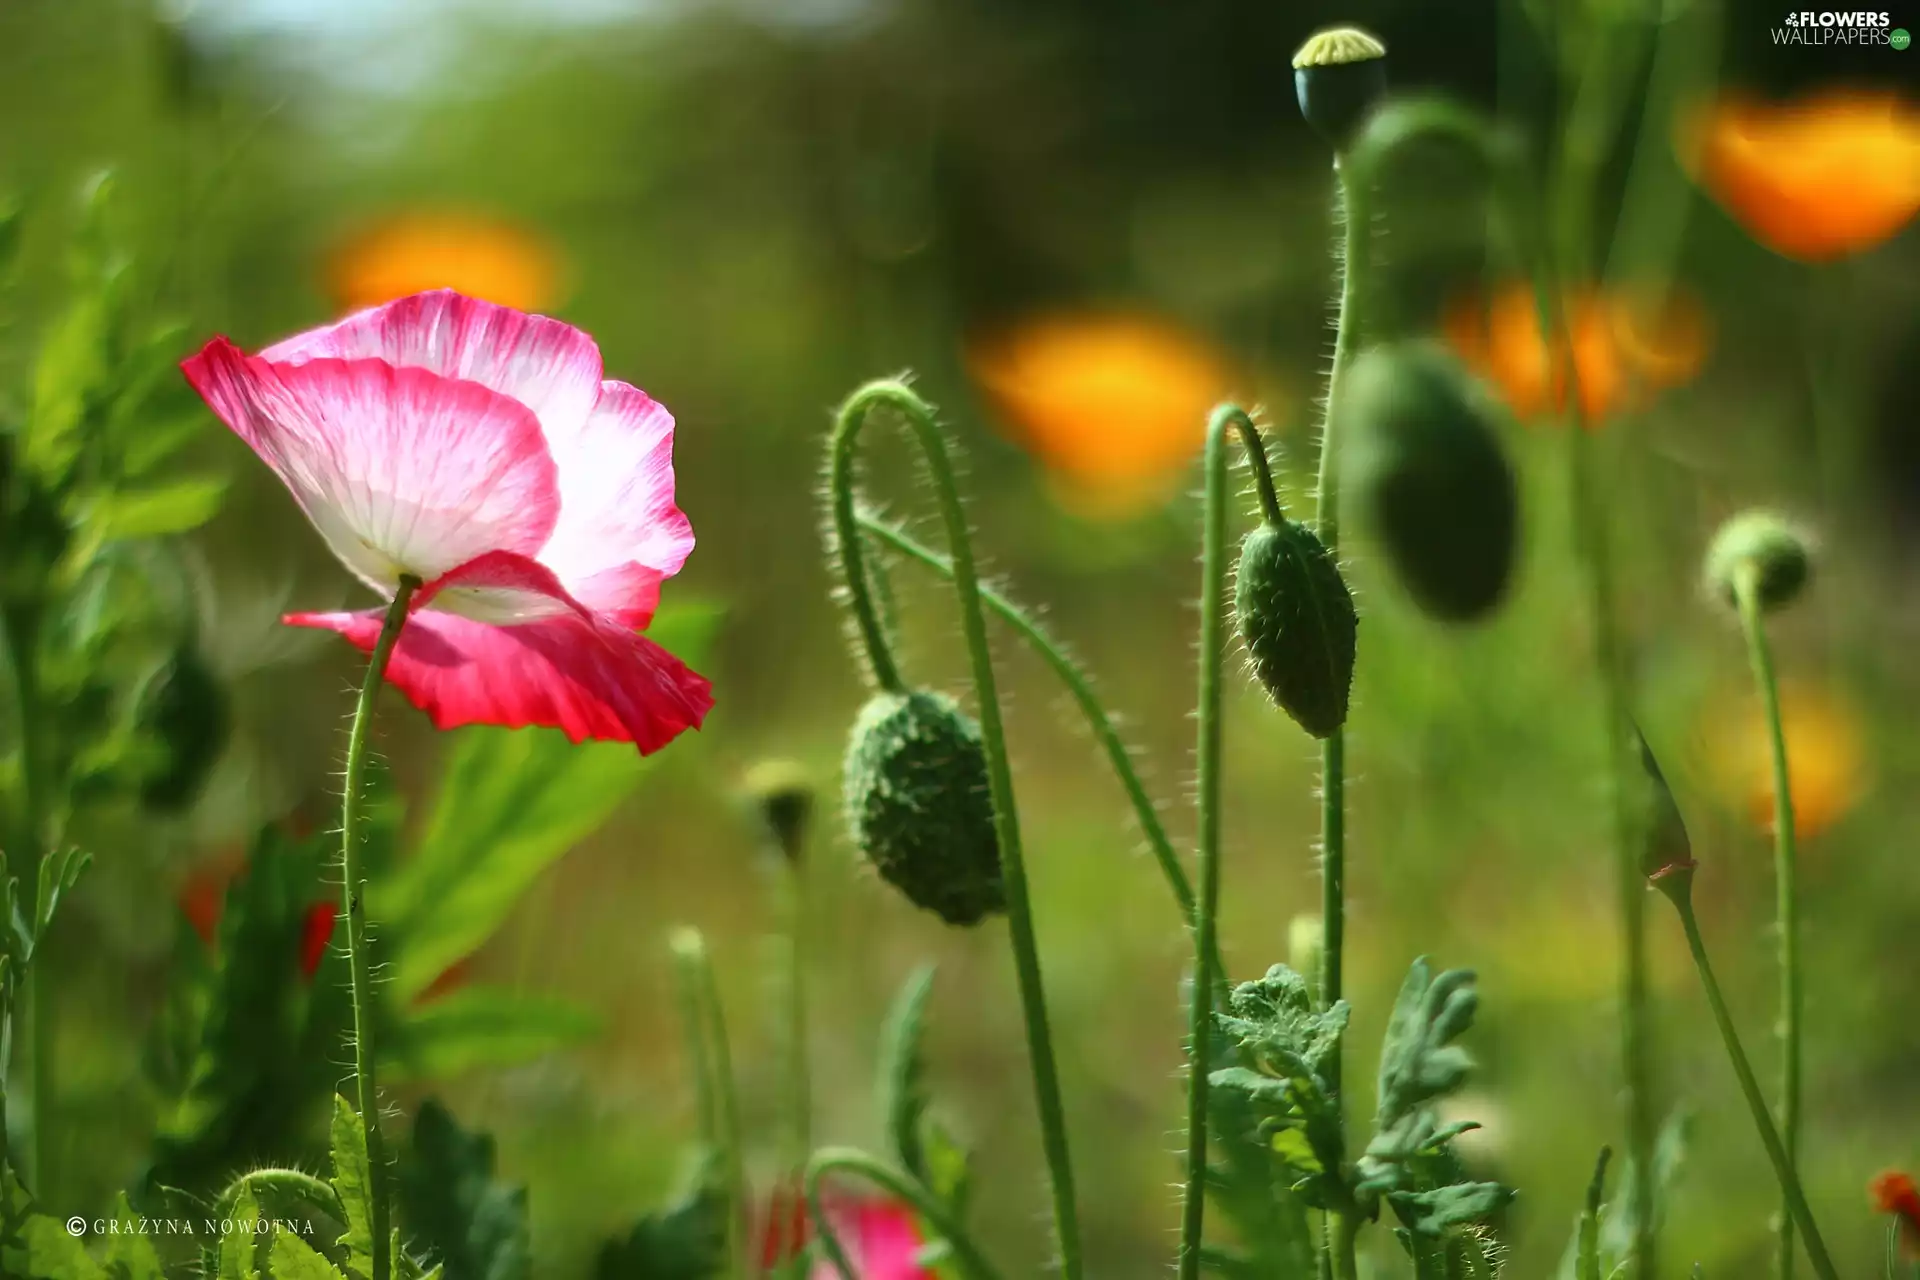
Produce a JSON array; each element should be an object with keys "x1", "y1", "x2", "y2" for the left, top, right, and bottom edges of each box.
[
  {"x1": 1234, "y1": 518, "x2": 1356, "y2": 738},
  {"x1": 843, "y1": 690, "x2": 1004, "y2": 927},
  {"x1": 1292, "y1": 26, "x2": 1387, "y2": 149},
  {"x1": 1341, "y1": 341, "x2": 1518, "y2": 623},
  {"x1": 744, "y1": 759, "x2": 814, "y2": 864},
  {"x1": 1704, "y1": 510, "x2": 1811, "y2": 614},
  {"x1": 137, "y1": 645, "x2": 230, "y2": 812}
]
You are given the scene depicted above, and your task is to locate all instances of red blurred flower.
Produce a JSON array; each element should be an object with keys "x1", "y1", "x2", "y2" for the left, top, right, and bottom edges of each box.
[
  {"x1": 1871, "y1": 1170, "x2": 1920, "y2": 1259},
  {"x1": 183, "y1": 290, "x2": 712, "y2": 752},
  {"x1": 758, "y1": 1185, "x2": 934, "y2": 1279},
  {"x1": 1681, "y1": 89, "x2": 1920, "y2": 262},
  {"x1": 299, "y1": 901, "x2": 338, "y2": 981}
]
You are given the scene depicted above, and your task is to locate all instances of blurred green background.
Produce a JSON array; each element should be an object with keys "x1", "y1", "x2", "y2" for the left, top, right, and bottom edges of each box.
[{"x1": 2, "y1": 0, "x2": 1918, "y2": 1274}]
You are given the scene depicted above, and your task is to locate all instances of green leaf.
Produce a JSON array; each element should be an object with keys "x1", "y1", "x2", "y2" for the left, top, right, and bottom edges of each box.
[
  {"x1": 595, "y1": 1153, "x2": 726, "y2": 1280},
  {"x1": 218, "y1": 1189, "x2": 263, "y2": 1280},
  {"x1": 92, "y1": 476, "x2": 228, "y2": 540},
  {"x1": 384, "y1": 987, "x2": 602, "y2": 1082},
  {"x1": 269, "y1": 1228, "x2": 348, "y2": 1280},
  {"x1": 396, "y1": 1101, "x2": 530, "y2": 1280},
  {"x1": 103, "y1": 1193, "x2": 165, "y2": 1280},
  {"x1": 378, "y1": 727, "x2": 650, "y2": 1000},
  {"x1": 1557, "y1": 1147, "x2": 1611, "y2": 1280},
  {"x1": 877, "y1": 964, "x2": 936, "y2": 1182},
  {"x1": 1596, "y1": 1108, "x2": 1691, "y2": 1268},
  {"x1": 330, "y1": 1096, "x2": 377, "y2": 1280},
  {"x1": 26, "y1": 289, "x2": 109, "y2": 484},
  {"x1": 1388, "y1": 1182, "x2": 1515, "y2": 1237},
  {"x1": 1217, "y1": 964, "x2": 1350, "y2": 1083},
  {"x1": 17, "y1": 1213, "x2": 106, "y2": 1279}
]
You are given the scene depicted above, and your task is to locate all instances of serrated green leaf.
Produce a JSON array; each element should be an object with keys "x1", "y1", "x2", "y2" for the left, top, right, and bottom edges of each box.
[
  {"x1": 397, "y1": 1101, "x2": 530, "y2": 1280},
  {"x1": 218, "y1": 1189, "x2": 263, "y2": 1280},
  {"x1": 384, "y1": 987, "x2": 602, "y2": 1082},
  {"x1": 92, "y1": 476, "x2": 228, "y2": 540},
  {"x1": 17, "y1": 1213, "x2": 107, "y2": 1279},
  {"x1": 1596, "y1": 1108, "x2": 1691, "y2": 1267},
  {"x1": 26, "y1": 290, "x2": 109, "y2": 483},
  {"x1": 104, "y1": 1193, "x2": 165, "y2": 1280},
  {"x1": 330, "y1": 1096, "x2": 377, "y2": 1280},
  {"x1": 877, "y1": 964, "x2": 936, "y2": 1182},
  {"x1": 1557, "y1": 1147, "x2": 1610, "y2": 1280},
  {"x1": 1389, "y1": 1182, "x2": 1514, "y2": 1237},
  {"x1": 269, "y1": 1227, "x2": 348, "y2": 1280}
]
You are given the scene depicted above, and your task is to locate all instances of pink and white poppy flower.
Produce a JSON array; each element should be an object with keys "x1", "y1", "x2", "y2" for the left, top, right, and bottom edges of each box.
[
  {"x1": 759, "y1": 1186, "x2": 935, "y2": 1280},
  {"x1": 183, "y1": 289, "x2": 712, "y2": 753}
]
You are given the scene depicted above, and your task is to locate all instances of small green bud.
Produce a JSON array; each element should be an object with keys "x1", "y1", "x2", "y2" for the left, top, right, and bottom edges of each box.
[
  {"x1": 1703, "y1": 510, "x2": 1811, "y2": 613},
  {"x1": 1234, "y1": 518, "x2": 1356, "y2": 738},
  {"x1": 137, "y1": 645, "x2": 230, "y2": 812},
  {"x1": 1341, "y1": 341, "x2": 1519, "y2": 623},
  {"x1": 1634, "y1": 729, "x2": 1695, "y2": 905},
  {"x1": 843, "y1": 690, "x2": 1004, "y2": 927},
  {"x1": 1292, "y1": 26, "x2": 1388, "y2": 148},
  {"x1": 743, "y1": 759, "x2": 814, "y2": 864}
]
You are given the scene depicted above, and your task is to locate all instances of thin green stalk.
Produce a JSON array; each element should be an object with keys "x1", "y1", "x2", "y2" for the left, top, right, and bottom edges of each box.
[
  {"x1": 1330, "y1": 1210, "x2": 1361, "y2": 1280},
  {"x1": 1317, "y1": 155, "x2": 1367, "y2": 1280},
  {"x1": 830, "y1": 382, "x2": 1082, "y2": 1278},
  {"x1": 805, "y1": 1147, "x2": 1007, "y2": 1280},
  {"x1": 1668, "y1": 896, "x2": 1836, "y2": 1280},
  {"x1": 780, "y1": 857, "x2": 812, "y2": 1265},
  {"x1": 3, "y1": 606, "x2": 51, "y2": 1195},
  {"x1": 1177, "y1": 405, "x2": 1246, "y2": 1279},
  {"x1": 339, "y1": 577, "x2": 417, "y2": 1280},
  {"x1": 1733, "y1": 564, "x2": 1802, "y2": 1280},
  {"x1": 671, "y1": 929, "x2": 749, "y2": 1280}
]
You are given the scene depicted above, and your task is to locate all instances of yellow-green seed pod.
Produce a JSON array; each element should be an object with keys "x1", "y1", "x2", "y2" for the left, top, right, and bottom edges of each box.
[
  {"x1": 843, "y1": 690, "x2": 1004, "y2": 927},
  {"x1": 1704, "y1": 510, "x2": 1811, "y2": 613},
  {"x1": 1341, "y1": 341, "x2": 1518, "y2": 623},
  {"x1": 1292, "y1": 26, "x2": 1387, "y2": 148},
  {"x1": 1234, "y1": 518, "x2": 1356, "y2": 738}
]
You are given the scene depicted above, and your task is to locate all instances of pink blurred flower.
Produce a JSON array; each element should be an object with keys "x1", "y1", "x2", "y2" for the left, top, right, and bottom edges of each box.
[
  {"x1": 183, "y1": 290, "x2": 712, "y2": 752},
  {"x1": 759, "y1": 1185, "x2": 934, "y2": 1280}
]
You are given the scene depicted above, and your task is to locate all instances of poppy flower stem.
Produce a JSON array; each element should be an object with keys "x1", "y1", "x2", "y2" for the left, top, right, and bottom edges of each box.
[
  {"x1": 804, "y1": 1147, "x2": 1008, "y2": 1280},
  {"x1": 669, "y1": 928, "x2": 750, "y2": 1280},
  {"x1": 1177, "y1": 404, "x2": 1273, "y2": 1280},
  {"x1": 829, "y1": 381, "x2": 1083, "y2": 1280},
  {"x1": 1661, "y1": 887, "x2": 1836, "y2": 1280},
  {"x1": 1732, "y1": 563, "x2": 1803, "y2": 1280},
  {"x1": 338, "y1": 575, "x2": 419, "y2": 1280}
]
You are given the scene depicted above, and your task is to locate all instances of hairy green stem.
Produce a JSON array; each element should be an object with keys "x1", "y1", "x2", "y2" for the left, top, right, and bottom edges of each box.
[
  {"x1": 1669, "y1": 897, "x2": 1836, "y2": 1280},
  {"x1": 805, "y1": 1148, "x2": 1006, "y2": 1280},
  {"x1": 340, "y1": 577, "x2": 417, "y2": 1280},
  {"x1": 671, "y1": 930, "x2": 748, "y2": 1280},
  {"x1": 1317, "y1": 155, "x2": 1366, "y2": 1280},
  {"x1": 214, "y1": 1168, "x2": 346, "y2": 1222},
  {"x1": 829, "y1": 382, "x2": 1082, "y2": 1278},
  {"x1": 1734, "y1": 564, "x2": 1802, "y2": 1280},
  {"x1": 1177, "y1": 405, "x2": 1257, "y2": 1278}
]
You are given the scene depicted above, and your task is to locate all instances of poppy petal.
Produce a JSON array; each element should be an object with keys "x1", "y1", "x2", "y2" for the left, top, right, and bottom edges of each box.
[
  {"x1": 287, "y1": 552, "x2": 712, "y2": 752},
  {"x1": 262, "y1": 288, "x2": 603, "y2": 446},
  {"x1": 184, "y1": 338, "x2": 560, "y2": 588},
  {"x1": 539, "y1": 380, "x2": 694, "y2": 625}
]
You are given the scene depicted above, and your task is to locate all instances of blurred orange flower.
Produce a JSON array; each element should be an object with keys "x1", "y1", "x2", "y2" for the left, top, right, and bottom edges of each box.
[
  {"x1": 1442, "y1": 283, "x2": 1708, "y2": 424},
  {"x1": 1871, "y1": 1170, "x2": 1920, "y2": 1259},
  {"x1": 967, "y1": 313, "x2": 1237, "y2": 518},
  {"x1": 1704, "y1": 681, "x2": 1867, "y2": 840},
  {"x1": 1680, "y1": 90, "x2": 1920, "y2": 262},
  {"x1": 328, "y1": 212, "x2": 564, "y2": 313}
]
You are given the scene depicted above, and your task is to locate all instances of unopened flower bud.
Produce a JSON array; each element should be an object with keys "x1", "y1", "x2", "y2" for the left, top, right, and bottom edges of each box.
[
  {"x1": 1293, "y1": 26, "x2": 1388, "y2": 149},
  {"x1": 1235, "y1": 519, "x2": 1356, "y2": 738},
  {"x1": 843, "y1": 690, "x2": 1004, "y2": 927},
  {"x1": 1341, "y1": 341, "x2": 1519, "y2": 623},
  {"x1": 744, "y1": 759, "x2": 814, "y2": 864},
  {"x1": 1704, "y1": 510, "x2": 1811, "y2": 614}
]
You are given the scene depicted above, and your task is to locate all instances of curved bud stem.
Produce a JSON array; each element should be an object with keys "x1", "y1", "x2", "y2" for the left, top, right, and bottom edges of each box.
[
  {"x1": 340, "y1": 575, "x2": 419, "y2": 1280},
  {"x1": 829, "y1": 390, "x2": 908, "y2": 693},
  {"x1": 214, "y1": 1168, "x2": 347, "y2": 1223},
  {"x1": 828, "y1": 380, "x2": 1082, "y2": 1279},
  {"x1": 804, "y1": 1147, "x2": 1007, "y2": 1280},
  {"x1": 1179, "y1": 403, "x2": 1278, "y2": 1278},
  {"x1": 1732, "y1": 562, "x2": 1803, "y2": 1280}
]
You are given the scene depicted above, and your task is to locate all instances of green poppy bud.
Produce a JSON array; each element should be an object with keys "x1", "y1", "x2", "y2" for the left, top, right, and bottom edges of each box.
[
  {"x1": 1341, "y1": 341, "x2": 1519, "y2": 623},
  {"x1": 1292, "y1": 26, "x2": 1387, "y2": 149},
  {"x1": 1234, "y1": 518, "x2": 1356, "y2": 738},
  {"x1": 744, "y1": 759, "x2": 814, "y2": 864},
  {"x1": 137, "y1": 645, "x2": 230, "y2": 812},
  {"x1": 1703, "y1": 510, "x2": 1811, "y2": 614},
  {"x1": 843, "y1": 690, "x2": 1004, "y2": 927}
]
